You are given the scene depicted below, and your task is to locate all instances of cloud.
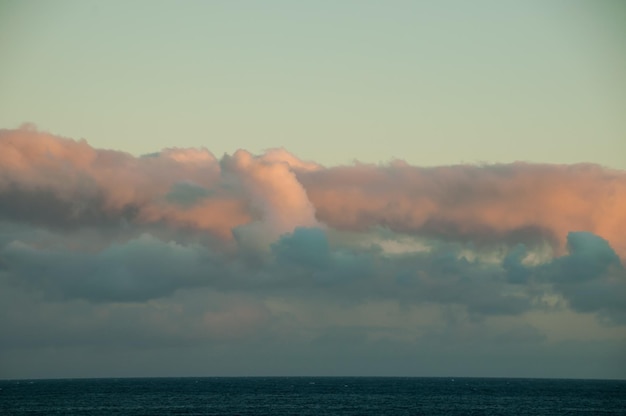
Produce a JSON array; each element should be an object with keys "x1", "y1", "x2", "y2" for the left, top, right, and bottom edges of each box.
[
  {"x1": 540, "y1": 232, "x2": 626, "y2": 323},
  {"x1": 222, "y1": 149, "x2": 320, "y2": 257},
  {"x1": 1, "y1": 127, "x2": 625, "y2": 313},
  {"x1": 298, "y1": 162, "x2": 626, "y2": 256},
  {"x1": 2, "y1": 126, "x2": 625, "y2": 254},
  {"x1": 1, "y1": 126, "x2": 626, "y2": 378},
  {"x1": 272, "y1": 227, "x2": 331, "y2": 269},
  {"x1": 0, "y1": 127, "x2": 245, "y2": 238},
  {"x1": 1, "y1": 233, "x2": 221, "y2": 302}
]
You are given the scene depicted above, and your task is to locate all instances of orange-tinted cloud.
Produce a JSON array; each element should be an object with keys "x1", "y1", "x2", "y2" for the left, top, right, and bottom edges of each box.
[
  {"x1": 1, "y1": 126, "x2": 625, "y2": 257},
  {"x1": 298, "y1": 162, "x2": 626, "y2": 257}
]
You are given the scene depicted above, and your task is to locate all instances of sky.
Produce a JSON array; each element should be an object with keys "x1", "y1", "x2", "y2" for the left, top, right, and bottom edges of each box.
[{"x1": 0, "y1": 0, "x2": 625, "y2": 380}]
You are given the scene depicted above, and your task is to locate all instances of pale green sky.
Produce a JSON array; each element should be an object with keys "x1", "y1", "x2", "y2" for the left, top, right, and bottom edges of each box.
[{"x1": 1, "y1": 0, "x2": 625, "y2": 167}]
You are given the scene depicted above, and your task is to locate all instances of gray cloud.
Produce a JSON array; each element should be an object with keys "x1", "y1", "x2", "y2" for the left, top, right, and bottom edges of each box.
[
  {"x1": 540, "y1": 232, "x2": 626, "y2": 323},
  {"x1": 1, "y1": 234, "x2": 222, "y2": 302}
]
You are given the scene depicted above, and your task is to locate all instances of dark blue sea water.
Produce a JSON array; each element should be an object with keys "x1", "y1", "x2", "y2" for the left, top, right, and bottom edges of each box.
[{"x1": 1, "y1": 377, "x2": 625, "y2": 415}]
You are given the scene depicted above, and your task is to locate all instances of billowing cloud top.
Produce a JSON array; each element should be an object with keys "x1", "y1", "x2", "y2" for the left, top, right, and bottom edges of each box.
[{"x1": 1, "y1": 126, "x2": 625, "y2": 378}]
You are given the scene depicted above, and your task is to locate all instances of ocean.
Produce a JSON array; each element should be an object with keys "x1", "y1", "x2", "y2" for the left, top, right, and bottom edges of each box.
[{"x1": 1, "y1": 377, "x2": 625, "y2": 415}]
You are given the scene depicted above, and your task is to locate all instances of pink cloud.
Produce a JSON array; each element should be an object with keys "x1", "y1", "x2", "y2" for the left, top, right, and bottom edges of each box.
[
  {"x1": 298, "y1": 163, "x2": 626, "y2": 257},
  {"x1": 1, "y1": 126, "x2": 625, "y2": 257}
]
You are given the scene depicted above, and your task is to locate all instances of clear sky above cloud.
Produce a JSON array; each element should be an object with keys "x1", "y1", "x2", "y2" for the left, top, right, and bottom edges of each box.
[
  {"x1": 1, "y1": 0, "x2": 625, "y2": 166},
  {"x1": 1, "y1": 1, "x2": 625, "y2": 380}
]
